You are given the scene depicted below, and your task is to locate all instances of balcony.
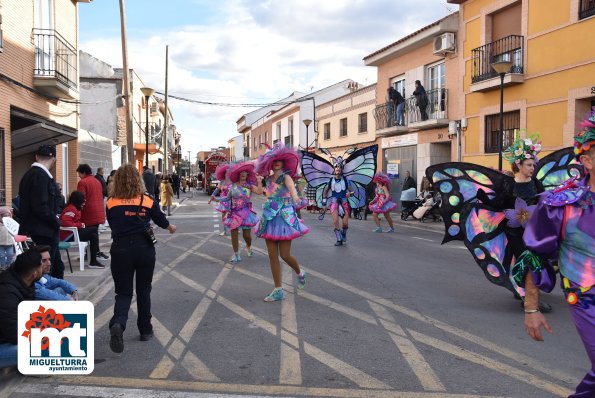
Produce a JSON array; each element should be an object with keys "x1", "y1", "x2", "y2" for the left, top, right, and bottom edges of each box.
[
  {"x1": 470, "y1": 35, "x2": 524, "y2": 92},
  {"x1": 374, "y1": 89, "x2": 449, "y2": 136},
  {"x1": 580, "y1": 0, "x2": 595, "y2": 19},
  {"x1": 32, "y1": 29, "x2": 78, "y2": 99}
]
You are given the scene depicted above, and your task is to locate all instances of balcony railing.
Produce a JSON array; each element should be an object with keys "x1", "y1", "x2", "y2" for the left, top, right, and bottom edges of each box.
[
  {"x1": 406, "y1": 88, "x2": 448, "y2": 125},
  {"x1": 374, "y1": 88, "x2": 448, "y2": 130},
  {"x1": 580, "y1": 0, "x2": 595, "y2": 19},
  {"x1": 33, "y1": 29, "x2": 77, "y2": 90},
  {"x1": 471, "y1": 35, "x2": 524, "y2": 84}
]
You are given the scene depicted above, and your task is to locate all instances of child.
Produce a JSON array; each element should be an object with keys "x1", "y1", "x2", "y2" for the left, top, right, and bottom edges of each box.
[
  {"x1": 368, "y1": 173, "x2": 396, "y2": 233},
  {"x1": 0, "y1": 207, "x2": 15, "y2": 269}
]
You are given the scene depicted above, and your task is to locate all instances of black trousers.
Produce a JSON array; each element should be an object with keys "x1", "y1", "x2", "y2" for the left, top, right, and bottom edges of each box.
[
  {"x1": 74, "y1": 227, "x2": 99, "y2": 262},
  {"x1": 109, "y1": 234, "x2": 156, "y2": 334},
  {"x1": 32, "y1": 232, "x2": 64, "y2": 279}
]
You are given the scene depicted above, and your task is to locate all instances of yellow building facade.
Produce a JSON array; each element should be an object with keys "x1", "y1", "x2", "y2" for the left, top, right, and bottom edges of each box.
[{"x1": 450, "y1": 0, "x2": 595, "y2": 167}]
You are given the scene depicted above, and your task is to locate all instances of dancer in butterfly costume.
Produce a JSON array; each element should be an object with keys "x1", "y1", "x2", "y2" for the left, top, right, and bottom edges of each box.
[
  {"x1": 255, "y1": 143, "x2": 309, "y2": 302},
  {"x1": 301, "y1": 146, "x2": 378, "y2": 246},
  {"x1": 427, "y1": 133, "x2": 584, "y2": 310},
  {"x1": 220, "y1": 161, "x2": 261, "y2": 264},
  {"x1": 208, "y1": 163, "x2": 231, "y2": 236},
  {"x1": 512, "y1": 109, "x2": 595, "y2": 398}
]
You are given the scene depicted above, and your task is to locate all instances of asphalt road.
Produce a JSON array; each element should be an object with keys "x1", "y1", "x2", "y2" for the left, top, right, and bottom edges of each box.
[{"x1": 5, "y1": 193, "x2": 588, "y2": 398}]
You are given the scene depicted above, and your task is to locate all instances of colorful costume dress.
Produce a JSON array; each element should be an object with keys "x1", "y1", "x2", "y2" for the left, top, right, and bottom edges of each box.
[
  {"x1": 214, "y1": 182, "x2": 231, "y2": 213},
  {"x1": 512, "y1": 176, "x2": 595, "y2": 396},
  {"x1": 294, "y1": 177, "x2": 308, "y2": 211},
  {"x1": 222, "y1": 183, "x2": 258, "y2": 230},
  {"x1": 255, "y1": 173, "x2": 309, "y2": 240},
  {"x1": 369, "y1": 186, "x2": 397, "y2": 213}
]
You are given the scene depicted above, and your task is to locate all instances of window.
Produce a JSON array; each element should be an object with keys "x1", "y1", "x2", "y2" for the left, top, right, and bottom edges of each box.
[
  {"x1": 324, "y1": 123, "x2": 331, "y2": 140},
  {"x1": 339, "y1": 118, "x2": 348, "y2": 137},
  {"x1": 253, "y1": 137, "x2": 257, "y2": 150},
  {"x1": 358, "y1": 113, "x2": 367, "y2": 133},
  {"x1": 580, "y1": 0, "x2": 595, "y2": 19},
  {"x1": 0, "y1": 128, "x2": 4, "y2": 206},
  {"x1": 284, "y1": 135, "x2": 292, "y2": 147},
  {"x1": 276, "y1": 123, "x2": 281, "y2": 140},
  {"x1": 259, "y1": 134, "x2": 262, "y2": 145},
  {"x1": 392, "y1": 77, "x2": 405, "y2": 97},
  {"x1": 427, "y1": 62, "x2": 445, "y2": 91},
  {"x1": 264, "y1": 131, "x2": 268, "y2": 145},
  {"x1": 484, "y1": 110, "x2": 520, "y2": 153},
  {"x1": 288, "y1": 118, "x2": 293, "y2": 138}
]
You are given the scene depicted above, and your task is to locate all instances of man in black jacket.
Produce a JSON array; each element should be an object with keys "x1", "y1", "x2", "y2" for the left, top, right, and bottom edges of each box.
[
  {"x1": 95, "y1": 167, "x2": 108, "y2": 198},
  {"x1": 18, "y1": 145, "x2": 64, "y2": 278},
  {"x1": 0, "y1": 250, "x2": 43, "y2": 369},
  {"x1": 402, "y1": 171, "x2": 416, "y2": 192}
]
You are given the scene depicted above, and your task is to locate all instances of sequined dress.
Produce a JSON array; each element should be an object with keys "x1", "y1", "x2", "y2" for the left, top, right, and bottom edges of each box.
[{"x1": 222, "y1": 183, "x2": 259, "y2": 230}]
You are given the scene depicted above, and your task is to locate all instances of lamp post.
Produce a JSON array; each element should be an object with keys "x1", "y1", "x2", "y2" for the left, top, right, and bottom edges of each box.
[
  {"x1": 303, "y1": 118, "x2": 312, "y2": 151},
  {"x1": 490, "y1": 60, "x2": 513, "y2": 171},
  {"x1": 140, "y1": 87, "x2": 155, "y2": 168},
  {"x1": 176, "y1": 147, "x2": 181, "y2": 199}
]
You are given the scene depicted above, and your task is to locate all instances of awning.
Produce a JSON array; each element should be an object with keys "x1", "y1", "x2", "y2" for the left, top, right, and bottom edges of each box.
[{"x1": 10, "y1": 108, "x2": 78, "y2": 157}]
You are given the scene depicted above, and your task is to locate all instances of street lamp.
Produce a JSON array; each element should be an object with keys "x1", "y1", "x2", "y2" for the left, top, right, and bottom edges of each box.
[
  {"x1": 303, "y1": 118, "x2": 312, "y2": 151},
  {"x1": 491, "y1": 60, "x2": 513, "y2": 171},
  {"x1": 140, "y1": 87, "x2": 155, "y2": 168},
  {"x1": 176, "y1": 147, "x2": 181, "y2": 199}
]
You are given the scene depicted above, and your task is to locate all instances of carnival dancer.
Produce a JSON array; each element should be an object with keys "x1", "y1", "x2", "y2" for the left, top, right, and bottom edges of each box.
[
  {"x1": 209, "y1": 163, "x2": 231, "y2": 236},
  {"x1": 222, "y1": 161, "x2": 261, "y2": 263},
  {"x1": 369, "y1": 172, "x2": 396, "y2": 233},
  {"x1": 255, "y1": 143, "x2": 309, "y2": 302},
  {"x1": 513, "y1": 110, "x2": 595, "y2": 397},
  {"x1": 321, "y1": 164, "x2": 355, "y2": 246}
]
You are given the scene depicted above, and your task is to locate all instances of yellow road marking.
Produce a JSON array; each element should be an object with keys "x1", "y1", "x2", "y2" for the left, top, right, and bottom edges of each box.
[
  {"x1": 215, "y1": 296, "x2": 278, "y2": 336},
  {"x1": 149, "y1": 357, "x2": 175, "y2": 379},
  {"x1": 181, "y1": 351, "x2": 220, "y2": 382},
  {"x1": 51, "y1": 376, "x2": 512, "y2": 398},
  {"x1": 298, "y1": 291, "x2": 377, "y2": 325},
  {"x1": 409, "y1": 329, "x2": 574, "y2": 397}
]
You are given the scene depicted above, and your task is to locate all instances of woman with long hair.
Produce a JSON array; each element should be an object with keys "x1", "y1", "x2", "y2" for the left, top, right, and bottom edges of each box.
[
  {"x1": 160, "y1": 177, "x2": 174, "y2": 216},
  {"x1": 369, "y1": 172, "x2": 396, "y2": 233},
  {"x1": 222, "y1": 161, "x2": 261, "y2": 263},
  {"x1": 106, "y1": 164, "x2": 176, "y2": 353},
  {"x1": 255, "y1": 143, "x2": 309, "y2": 302}
]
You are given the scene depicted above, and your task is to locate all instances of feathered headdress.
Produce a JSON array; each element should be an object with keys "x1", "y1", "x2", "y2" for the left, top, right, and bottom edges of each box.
[
  {"x1": 214, "y1": 163, "x2": 231, "y2": 181},
  {"x1": 255, "y1": 141, "x2": 300, "y2": 178},
  {"x1": 372, "y1": 172, "x2": 391, "y2": 186},
  {"x1": 503, "y1": 130, "x2": 542, "y2": 165},
  {"x1": 574, "y1": 108, "x2": 595, "y2": 159}
]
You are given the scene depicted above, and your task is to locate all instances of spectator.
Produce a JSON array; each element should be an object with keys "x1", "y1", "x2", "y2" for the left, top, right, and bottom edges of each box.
[
  {"x1": 387, "y1": 86, "x2": 405, "y2": 126},
  {"x1": 402, "y1": 171, "x2": 416, "y2": 192},
  {"x1": 0, "y1": 207, "x2": 15, "y2": 270},
  {"x1": 420, "y1": 176, "x2": 433, "y2": 195},
  {"x1": 55, "y1": 183, "x2": 67, "y2": 214},
  {"x1": 18, "y1": 145, "x2": 64, "y2": 279},
  {"x1": 160, "y1": 177, "x2": 174, "y2": 216},
  {"x1": 76, "y1": 164, "x2": 108, "y2": 261},
  {"x1": 60, "y1": 191, "x2": 104, "y2": 268},
  {"x1": 32, "y1": 245, "x2": 78, "y2": 300},
  {"x1": 413, "y1": 80, "x2": 429, "y2": 121},
  {"x1": 172, "y1": 173, "x2": 180, "y2": 196},
  {"x1": 142, "y1": 166, "x2": 156, "y2": 199},
  {"x1": 106, "y1": 170, "x2": 116, "y2": 196},
  {"x1": 0, "y1": 250, "x2": 43, "y2": 369},
  {"x1": 95, "y1": 167, "x2": 108, "y2": 198},
  {"x1": 154, "y1": 173, "x2": 162, "y2": 203},
  {"x1": 181, "y1": 176, "x2": 188, "y2": 193}
]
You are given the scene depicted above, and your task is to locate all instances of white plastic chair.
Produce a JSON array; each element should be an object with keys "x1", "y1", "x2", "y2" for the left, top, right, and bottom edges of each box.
[
  {"x1": 60, "y1": 227, "x2": 90, "y2": 272},
  {"x1": 2, "y1": 217, "x2": 30, "y2": 255}
]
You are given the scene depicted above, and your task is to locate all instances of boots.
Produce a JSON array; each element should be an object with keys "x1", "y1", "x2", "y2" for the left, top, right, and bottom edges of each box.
[
  {"x1": 334, "y1": 229, "x2": 343, "y2": 246},
  {"x1": 341, "y1": 227, "x2": 348, "y2": 244}
]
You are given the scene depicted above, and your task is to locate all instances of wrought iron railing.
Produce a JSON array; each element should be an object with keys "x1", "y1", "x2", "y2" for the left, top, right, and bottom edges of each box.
[
  {"x1": 580, "y1": 0, "x2": 595, "y2": 19},
  {"x1": 374, "y1": 88, "x2": 448, "y2": 130},
  {"x1": 471, "y1": 35, "x2": 524, "y2": 83},
  {"x1": 33, "y1": 29, "x2": 77, "y2": 89},
  {"x1": 406, "y1": 88, "x2": 448, "y2": 124}
]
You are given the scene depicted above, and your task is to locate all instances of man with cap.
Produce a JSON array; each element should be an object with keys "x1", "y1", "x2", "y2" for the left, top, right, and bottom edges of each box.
[{"x1": 18, "y1": 145, "x2": 65, "y2": 278}]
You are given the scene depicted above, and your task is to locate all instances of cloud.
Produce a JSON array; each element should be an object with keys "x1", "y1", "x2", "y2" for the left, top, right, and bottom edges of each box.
[{"x1": 79, "y1": 0, "x2": 456, "y2": 153}]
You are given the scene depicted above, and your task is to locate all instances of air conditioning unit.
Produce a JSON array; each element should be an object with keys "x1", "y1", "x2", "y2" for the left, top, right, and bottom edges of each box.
[{"x1": 433, "y1": 33, "x2": 456, "y2": 55}]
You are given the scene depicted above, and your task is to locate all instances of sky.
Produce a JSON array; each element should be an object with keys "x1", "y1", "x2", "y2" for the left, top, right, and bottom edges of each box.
[{"x1": 79, "y1": 0, "x2": 458, "y2": 157}]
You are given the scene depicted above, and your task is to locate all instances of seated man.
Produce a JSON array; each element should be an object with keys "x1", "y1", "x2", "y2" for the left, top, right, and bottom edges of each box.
[
  {"x1": 0, "y1": 250, "x2": 43, "y2": 369},
  {"x1": 32, "y1": 245, "x2": 78, "y2": 301}
]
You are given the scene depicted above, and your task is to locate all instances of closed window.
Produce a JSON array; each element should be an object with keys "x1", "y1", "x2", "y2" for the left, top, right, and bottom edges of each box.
[
  {"x1": 324, "y1": 123, "x2": 331, "y2": 140},
  {"x1": 264, "y1": 131, "x2": 268, "y2": 145},
  {"x1": 276, "y1": 123, "x2": 281, "y2": 140},
  {"x1": 358, "y1": 113, "x2": 367, "y2": 133},
  {"x1": 485, "y1": 110, "x2": 520, "y2": 153},
  {"x1": 339, "y1": 118, "x2": 348, "y2": 137}
]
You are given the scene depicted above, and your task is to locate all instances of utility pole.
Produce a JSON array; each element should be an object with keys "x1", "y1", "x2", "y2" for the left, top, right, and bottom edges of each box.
[
  {"x1": 187, "y1": 150, "x2": 191, "y2": 176},
  {"x1": 119, "y1": 0, "x2": 134, "y2": 164},
  {"x1": 163, "y1": 45, "x2": 169, "y2": 174}
]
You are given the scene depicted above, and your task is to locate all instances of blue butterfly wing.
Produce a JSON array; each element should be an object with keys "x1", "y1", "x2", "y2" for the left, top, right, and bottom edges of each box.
[
  {"x1": 300, "y1": 151, "x2": 334, "y2": 188},
  {"x1": 343, "y1": 145, "x2": 378, "y2": 187},
  {"x1": 535, "y1": 147, "x2": 585, "y2": 190},
  {"x1": 348, "y1": 183, "x2": 367, "y2": 209},
  {"x1": 426, "y1": 162, "x2": 513, "y2": 243}
]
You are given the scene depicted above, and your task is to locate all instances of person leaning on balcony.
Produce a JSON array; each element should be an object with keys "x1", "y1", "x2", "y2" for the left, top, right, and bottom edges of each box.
[
  {"x1": 387, "y1": 87, "x2": 405, "y2": 126},
  {"x1": 413, "y1": 80, "x2": 428, "y2": 121}
]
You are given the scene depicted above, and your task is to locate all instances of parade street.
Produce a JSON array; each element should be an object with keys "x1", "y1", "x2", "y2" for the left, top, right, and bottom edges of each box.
[{"x1": 6, "y1": 194, "x2": 588, "y2": 398}]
